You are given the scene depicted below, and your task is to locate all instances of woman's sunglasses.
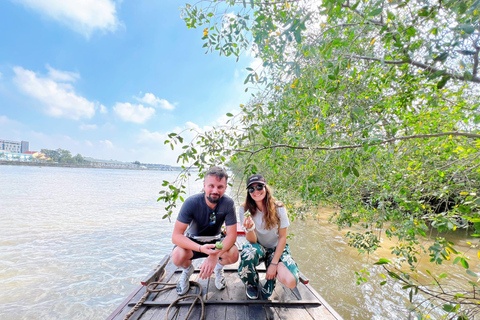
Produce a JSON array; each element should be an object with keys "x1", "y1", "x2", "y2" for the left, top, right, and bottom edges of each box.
[{"x1": 248, "y1": 184, "x2": 265, "y2": 194}]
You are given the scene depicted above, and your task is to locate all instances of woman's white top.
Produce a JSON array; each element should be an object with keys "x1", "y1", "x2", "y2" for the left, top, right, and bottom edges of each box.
[{"x1": 238, "y1": 205, "x2": 289, "y2": 249}]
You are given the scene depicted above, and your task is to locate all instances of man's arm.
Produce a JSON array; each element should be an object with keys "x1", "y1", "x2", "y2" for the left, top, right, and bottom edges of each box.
[
  {"x1": 221, "y1": 223, "x2": 237, "y2": 252},
  {"x1": 172, "y1": 220, "x2": 200, "y2": 252}
]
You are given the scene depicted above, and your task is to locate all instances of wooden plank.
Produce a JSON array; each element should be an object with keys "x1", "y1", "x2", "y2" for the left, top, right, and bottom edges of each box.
[
  {"x1": 274, "y1": 305, "x2": 314, "y2": 320},
  {"x1": 263, "y1": 305, "x2": 281, "y2": 320},
  {"x1": 294, "y1": 281, "x2": 341, "y2": 320},
  {"x1": 226, "y1": 305, "x2": 247, "y2": 320},
  {"x1": 247, "y1": 304, "x2": 267, "y2": 320},
  {"x1": 302, "y1": 282, "x2": 344, "y2": 320},
  {"x1": 130, "y1": 300, "x2": 321, "y2": 306}
]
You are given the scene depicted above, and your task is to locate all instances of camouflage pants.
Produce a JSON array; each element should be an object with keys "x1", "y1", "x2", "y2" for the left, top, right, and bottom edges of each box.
[{"x1": 238, "y1": 241, "x2": 299, "y2": 298}]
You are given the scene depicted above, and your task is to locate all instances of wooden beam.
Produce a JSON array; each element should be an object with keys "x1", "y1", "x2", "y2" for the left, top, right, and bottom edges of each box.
[{"x1": 128, "y1": 299, "x2": 322, "y2": 307}]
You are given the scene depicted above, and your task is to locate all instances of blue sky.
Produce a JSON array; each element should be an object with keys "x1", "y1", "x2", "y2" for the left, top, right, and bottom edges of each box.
[{"x1": 0, "y1": 0, "x2": 255, "y2": 165}]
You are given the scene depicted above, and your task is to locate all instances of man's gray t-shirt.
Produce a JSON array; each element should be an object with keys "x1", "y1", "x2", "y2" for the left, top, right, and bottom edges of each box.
[{"x1": 177, "y1": 193, "x2": 236, "y2": 237}]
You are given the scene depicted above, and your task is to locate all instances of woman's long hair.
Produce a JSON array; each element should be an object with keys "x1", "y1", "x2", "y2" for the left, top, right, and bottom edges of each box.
[{"x1": 243, "y1": 184, "x2": 282, "y2": 230}]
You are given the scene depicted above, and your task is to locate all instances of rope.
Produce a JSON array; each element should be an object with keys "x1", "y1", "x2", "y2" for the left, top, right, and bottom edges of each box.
[
  {"x1": 124, "y1": 270, "x2": 205, "y2": 320},
  {"x1": 165, "y1": 282, "x2": 204, "y2": 320}
]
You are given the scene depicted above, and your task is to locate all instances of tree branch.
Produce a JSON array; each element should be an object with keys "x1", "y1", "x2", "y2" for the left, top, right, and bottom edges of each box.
[
  {"x1": 232, "y1": 132, "x2": 480, "y2": 154},
  {"x1": 473, "y1": 32, "x2": 480, "y2": 77},
  {"x1": 344, "y1": 54, "x2": 480, "y2": 83}
]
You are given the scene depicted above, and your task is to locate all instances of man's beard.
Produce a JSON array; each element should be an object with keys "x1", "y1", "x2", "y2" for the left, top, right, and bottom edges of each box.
[{"x1": 207, "y1": 193, "x2": 221, "y2": 203}]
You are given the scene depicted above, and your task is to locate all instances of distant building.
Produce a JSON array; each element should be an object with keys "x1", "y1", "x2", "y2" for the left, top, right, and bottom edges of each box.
[{"x1": 0, "y1": 139, "x2": 29, "y2": 153}]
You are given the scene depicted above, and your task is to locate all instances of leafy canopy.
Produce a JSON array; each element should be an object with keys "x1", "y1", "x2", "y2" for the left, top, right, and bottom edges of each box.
[{"x1": 160, "y1": 0, "x2": 480, "y2": 317}]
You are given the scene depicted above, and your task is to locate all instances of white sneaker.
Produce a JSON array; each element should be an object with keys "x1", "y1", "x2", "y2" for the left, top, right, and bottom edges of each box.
[
  {"x1": 214, "y1": 267, "x2": 226, "y2": 290},
  {"x1": 176, "y1": 265, "x2": 194, "y2": 296}
]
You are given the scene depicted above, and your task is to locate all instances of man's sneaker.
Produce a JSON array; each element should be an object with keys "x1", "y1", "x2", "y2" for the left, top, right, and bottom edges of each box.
[
  {"x1": 246, "y1": 284, "x2": 259, "y2": 300},
  {"x1": 214, "y1": 267, "x2": 226, "y2": 290},
  {"x1": 176, "y1": 265, "x2": 194, "y2": 296}
]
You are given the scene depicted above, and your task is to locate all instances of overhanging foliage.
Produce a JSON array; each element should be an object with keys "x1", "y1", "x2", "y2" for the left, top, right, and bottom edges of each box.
[{"x1": 159, "y1": 0, "x2": 480, "y2": 317}]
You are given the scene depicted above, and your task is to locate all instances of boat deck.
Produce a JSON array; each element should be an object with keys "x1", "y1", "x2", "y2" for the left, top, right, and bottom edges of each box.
[{"x1": 107, "y1": 251, "x2": 343, "y2": 320}]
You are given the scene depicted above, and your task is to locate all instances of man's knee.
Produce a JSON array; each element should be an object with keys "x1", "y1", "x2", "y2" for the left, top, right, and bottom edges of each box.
[
  {"x1": 172, "y1": 247, "x2": 192, "y2": 265},
  {"x1": 222, "y1": 245, "x2": 239, "y2": 264}
]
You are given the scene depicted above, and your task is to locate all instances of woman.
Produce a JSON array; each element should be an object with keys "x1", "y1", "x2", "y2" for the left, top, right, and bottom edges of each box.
[{"x1": 237, "y1": 174, "x2": 299, "y2": 300}]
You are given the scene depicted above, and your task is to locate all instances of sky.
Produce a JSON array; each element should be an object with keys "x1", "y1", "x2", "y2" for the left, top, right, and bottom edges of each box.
[{"x1": 0, "y1": 0, "x2": 256, "y2": 165}]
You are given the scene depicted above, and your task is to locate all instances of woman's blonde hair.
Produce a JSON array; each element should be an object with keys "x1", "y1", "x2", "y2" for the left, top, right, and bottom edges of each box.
[{"x1": 243, "y1": 184, "x2": 284, "y2": 230}]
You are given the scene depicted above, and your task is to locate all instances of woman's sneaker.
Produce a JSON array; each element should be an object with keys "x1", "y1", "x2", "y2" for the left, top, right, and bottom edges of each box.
[
  {"x1": 246, "y1": 284, "x2": 259, "y2": 300},
  {"x1": 176, "y1": 265, "x2": 194, "y2": 296}
]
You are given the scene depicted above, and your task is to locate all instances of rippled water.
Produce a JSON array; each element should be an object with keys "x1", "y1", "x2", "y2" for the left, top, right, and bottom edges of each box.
[
  {"x1": 0, "y1": 165, "x2": 475, "y2": 319},
  {"x1": 0, "y1": 165, "x2": 195, "y2": 319}
]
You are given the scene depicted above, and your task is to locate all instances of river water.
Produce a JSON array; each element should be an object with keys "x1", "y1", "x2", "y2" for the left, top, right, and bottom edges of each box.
[{"x1": 0, "y1": 165, "x2": 476, "y2": 319}]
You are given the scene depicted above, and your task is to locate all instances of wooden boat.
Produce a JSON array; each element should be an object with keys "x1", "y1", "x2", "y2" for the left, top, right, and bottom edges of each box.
[{"x1": 107, "y1": 227, "x2": 343, "y2": 320}]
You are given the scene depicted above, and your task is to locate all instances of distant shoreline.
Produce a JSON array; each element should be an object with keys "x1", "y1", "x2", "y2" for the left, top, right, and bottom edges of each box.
[{"x1": 0, "y1": 160, "x2": 180, "y2": 171}]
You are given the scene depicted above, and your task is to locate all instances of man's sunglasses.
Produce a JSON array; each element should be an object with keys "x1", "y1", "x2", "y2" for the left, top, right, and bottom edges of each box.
[
  {"x1": 209, "y1": 211, "x2": 216, "y2": 225},
  {"x1": 248, "y1": 184, "x2": 265, "y2": 194}
]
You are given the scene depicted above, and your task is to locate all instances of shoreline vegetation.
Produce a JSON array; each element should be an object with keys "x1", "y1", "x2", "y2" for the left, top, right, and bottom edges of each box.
[{"x1": 0, "y1": 147, "x2": 182, "y2": 171}]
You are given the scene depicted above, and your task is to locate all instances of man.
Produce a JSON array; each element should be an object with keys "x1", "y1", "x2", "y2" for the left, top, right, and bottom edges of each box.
[{"x1": 171, "y1": 166, "x2": 239, "y2": 295}]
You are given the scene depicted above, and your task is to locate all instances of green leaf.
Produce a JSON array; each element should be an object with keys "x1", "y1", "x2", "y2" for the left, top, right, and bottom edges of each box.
[
  {"x1": 464, "y1": 71, "x2": 473, "y2": 81},
  {"x1": 466, "y1": 269, "x2": 477, "y2": 277},
  {"x1": 294, "y1": 29, "x2": 302, "y2": 44},
  {"x1": 460, "y1": 258, "x2": 469, "y2": 269},
  {"x1": 226, "y1": 113, "x2": 234, "y2": 117},
  {"x1": 437, "y1": 76, "x2": 450, "y2": 89},
  {"x1": 458, "y1": 24, "x2": 475, "y2": 34},
  {"x1": 374, "y1": 258, "x2": 392, "y2": 265},
  {"x1": 369, "y1": 8, "x2": 383, "y2": 16},
  {"x1": 418, "y1": 7, "x2": 430, "y2": 17},
  {"x1": 343, "y1": 167, "x2": 351, "y2": 177},
  {"x1": 434, "y1": 52, "x2": 448, "y2": 62},
  {"x1": 442, "y1": 304, "x2": 455, "y2": 312},
  {"x1": 428, "y1": 69, "x2": 446, "y2": 79},
  {"x1": 352, "y1": 167, "x2": 360, "y2": 177}
]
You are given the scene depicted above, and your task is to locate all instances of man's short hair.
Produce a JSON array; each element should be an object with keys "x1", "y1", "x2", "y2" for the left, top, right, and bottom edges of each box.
[{"x1": 205, "y1": 166, "x2": 229, "y2": 182}]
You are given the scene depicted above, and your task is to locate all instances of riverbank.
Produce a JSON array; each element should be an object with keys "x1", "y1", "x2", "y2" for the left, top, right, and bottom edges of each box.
[{"x1": 0, "y1": 160, "x2": 180, "y2": 171}]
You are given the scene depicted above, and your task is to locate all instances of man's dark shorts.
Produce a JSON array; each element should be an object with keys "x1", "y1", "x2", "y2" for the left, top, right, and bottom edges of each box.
[{"x1": 173, "y1": 235, "x2": 226, "y2": 260}]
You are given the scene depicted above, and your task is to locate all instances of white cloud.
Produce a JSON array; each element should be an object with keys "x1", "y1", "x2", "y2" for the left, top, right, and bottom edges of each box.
[
  {"x1": 79, "y1": 123, "x2": 97, "y2": 130},
  {"x1": 100, "y1": 140, "x2": 114, "y2": 148},
  {"x1": 99, "y1": 104, "x2": 108, "y2": 114},
  {"x1": 13, "y1": 0, "x2": 120, "y2": 37},
  {"x1": 46, "y1": 64, "x2": 80, "y2": 82},
  {"x1": 135, "y1": 92, "x2": 176, "y2": 110},
  {"x1": 13, "y1": 66, "x2": 95, "y2": 120},
  {"x1": 137, "y1": 129, "x2": 165, "y2": 143},
  {"x1": 113, "y1": 102, "x2": 155, "y2": 124}
]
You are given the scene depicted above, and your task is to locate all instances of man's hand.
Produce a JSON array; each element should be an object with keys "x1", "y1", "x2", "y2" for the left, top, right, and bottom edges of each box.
[{"x1": 198, "y1": 249, "x2": 220, "y2": 279}]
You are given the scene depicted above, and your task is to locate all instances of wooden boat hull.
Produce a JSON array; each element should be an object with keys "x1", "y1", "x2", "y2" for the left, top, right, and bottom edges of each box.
[{"x1": 107, "y1": 234, "x2": 343, "y2": 320}]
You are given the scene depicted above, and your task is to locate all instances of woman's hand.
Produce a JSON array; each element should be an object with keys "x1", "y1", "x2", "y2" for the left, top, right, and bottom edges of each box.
[
  {"x1": 266, "y1": 263, "x2": 278, "y2": 280},
  {"x1": 243, "y1": 216, "x2": 254, "y2": 229}
]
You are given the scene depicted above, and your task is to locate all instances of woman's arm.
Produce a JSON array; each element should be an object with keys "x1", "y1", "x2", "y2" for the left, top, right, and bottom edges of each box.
[
  {"x1": 244, "y1": 216, "x2": 257, "y2": 243},
  {"x1": 265, "y1": 227, "x2": 287, "y2": 280}
]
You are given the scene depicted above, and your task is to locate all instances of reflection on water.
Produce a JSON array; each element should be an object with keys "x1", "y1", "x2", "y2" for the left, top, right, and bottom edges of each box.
[{"x1": 0, "y1": 165, "x2": 476, "y2": 319}]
